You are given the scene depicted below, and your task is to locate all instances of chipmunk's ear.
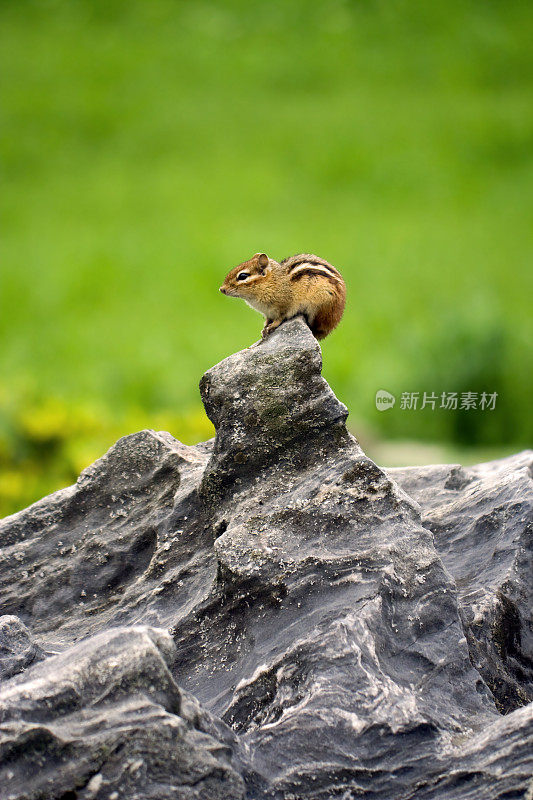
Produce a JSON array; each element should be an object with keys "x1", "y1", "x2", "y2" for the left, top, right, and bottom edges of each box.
[{"x1": 256, "y1": 253, "x2": 269, "y2": 270}]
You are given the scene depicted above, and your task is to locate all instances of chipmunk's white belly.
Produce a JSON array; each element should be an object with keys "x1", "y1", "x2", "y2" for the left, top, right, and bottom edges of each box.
[{"x1": 244, "y1": 297, "x2": 277, "y2": 318}]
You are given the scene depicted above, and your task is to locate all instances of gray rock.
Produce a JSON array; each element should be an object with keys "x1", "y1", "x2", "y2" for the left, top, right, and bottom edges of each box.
[
  {"x1": 0, "y1": 615, "x2": 43, "y2": 680},
  {"x1": 0, "y1": 429, "x2": 215, "y2": 650},
  {"x1": 390, "y1": 454, "x2": 533, "y2": 714},
  {"x1": 0, "y1": 316, "x2": 531, "y2": 799},
  {"x1": 0, "y1": 626, "x2": 246, "y2": 800},
  {"x1": 199, "y1": 319, "x2": 351, "y2": 505}
]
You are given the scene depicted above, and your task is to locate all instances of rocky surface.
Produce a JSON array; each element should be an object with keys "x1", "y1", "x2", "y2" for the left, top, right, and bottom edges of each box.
[
  {"x1": 390, "y1": 456, "x2": 533, "y2": 715},
  {"x1": 0, "y1": 317, "x2": 532, "y2": 800},
  {"x1": 0, "y1": 615, "x2": 44, "y2": 681},
  {"x1": 0, "y1": 626, "x2": 247, "y2": 800}
]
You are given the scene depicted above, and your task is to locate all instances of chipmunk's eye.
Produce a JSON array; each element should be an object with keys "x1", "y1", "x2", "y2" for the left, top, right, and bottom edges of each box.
[{"x1": 237, "y1": 271, "x2": 250, "y2": 281}]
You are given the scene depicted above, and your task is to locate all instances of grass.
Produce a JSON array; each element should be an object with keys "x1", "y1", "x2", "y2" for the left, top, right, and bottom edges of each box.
[{"x1": 1, "y1": 0, "x2": 532, "y2": 515}]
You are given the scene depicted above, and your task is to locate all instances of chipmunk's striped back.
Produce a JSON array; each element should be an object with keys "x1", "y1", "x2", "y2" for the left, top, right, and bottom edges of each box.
[
  {"x1": 280, "y1": 254, "x2": 346, "y2": 339},
  {"x1": 281, "y1": 254, "x2": 344, "y2": 286}
]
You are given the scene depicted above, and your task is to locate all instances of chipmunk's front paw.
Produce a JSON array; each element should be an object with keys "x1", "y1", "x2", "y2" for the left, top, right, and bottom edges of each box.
[
  {"x1": 261, "y1": 320, "x2": 282, "y2": 338},
  {"x1": 261, "y1": 320, "x2": 272, "y2": 339}
]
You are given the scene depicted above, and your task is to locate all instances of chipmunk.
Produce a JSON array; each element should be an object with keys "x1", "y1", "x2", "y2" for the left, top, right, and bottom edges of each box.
[{"x1": 219, "y1": 253, "x2": 346, "y2": 340}]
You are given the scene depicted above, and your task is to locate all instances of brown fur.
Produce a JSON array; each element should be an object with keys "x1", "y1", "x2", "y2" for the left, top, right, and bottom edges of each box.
[
  {"x1": 282, "y1": 254, "x2": 343, "y2": 279},
  {"x1": 289, "y1": 267, "x2": 341, "y2": 288},
  {"x1": 220, "y1": 252, "x2": 346, "y2": 340}
]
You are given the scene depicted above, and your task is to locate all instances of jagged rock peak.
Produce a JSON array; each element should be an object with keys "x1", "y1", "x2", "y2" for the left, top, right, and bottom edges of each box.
[{"x1": 200, "y1": 316, "x2": 355, "y2": 502}]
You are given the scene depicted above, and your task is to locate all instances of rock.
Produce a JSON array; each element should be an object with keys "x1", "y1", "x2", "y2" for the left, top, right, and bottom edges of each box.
[
  {"x1": 0, "y1": 430, "x2": 215, "y2": 649},
  {"x1": 397, "y1": 701, "x2": 533, "y2": 800},
  {"x1": 390, "y1": 453, "x2": 533, "y2": 714},
  {"x1": 0, "y1": 615, "x2": 43, "y2": 680},
  {"x1": 0, "y1": 626, "x2": 247, "y2": 800},
  {"x1": 199, "y1": 319, "x2": 351, "y2": 505},
  {"x1": 0, "y1": 316, "x2": 531, "y2": 799}
]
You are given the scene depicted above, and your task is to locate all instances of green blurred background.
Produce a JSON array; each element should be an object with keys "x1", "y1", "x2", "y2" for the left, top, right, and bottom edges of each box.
[{"x1": 1, "y1": 0, "x2": 532, "y2": 517}]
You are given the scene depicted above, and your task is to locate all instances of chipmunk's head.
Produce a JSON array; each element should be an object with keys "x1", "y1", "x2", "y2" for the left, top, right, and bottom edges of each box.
[{"x1": 219, "y1": 253, "x2": 272, "y2": 299}]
